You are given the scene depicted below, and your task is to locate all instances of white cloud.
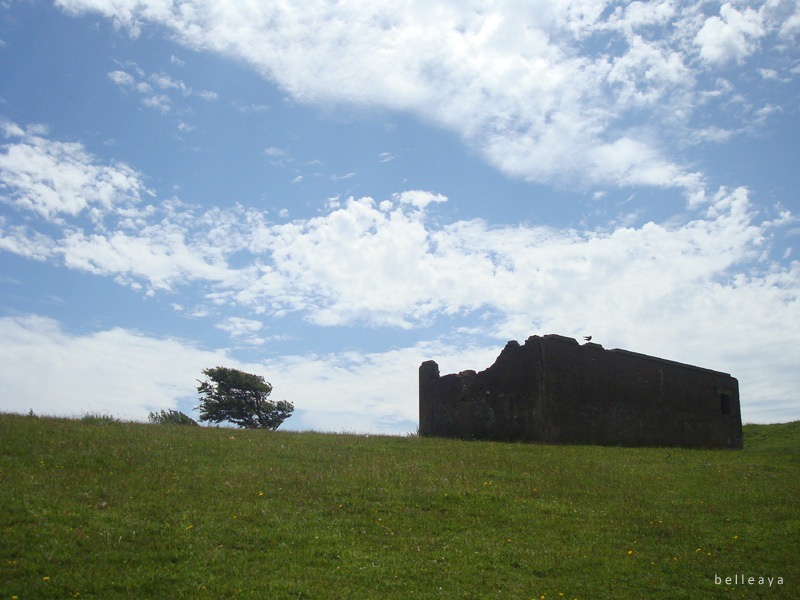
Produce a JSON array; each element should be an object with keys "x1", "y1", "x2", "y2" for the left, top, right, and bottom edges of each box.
[
  {"x1": 1, "y1": 122, "x2": 795, "y2": 335},
  {"x1": 3, "y1": 124, "x2": 796, "y2": 342},
  {"x1": 108, "y1": 69, "x2": 135, "y2": 87},
  {"x1": 56, "y1": 0, "x2": 799, "y2": 192},
  {"x1": 264, "y1": 146, "x2": 285, "y2": 157},
  {"x1": 606, "y1": 33, "x2": 689, "y2": 108},
  {"x1": 0, "y1": 312, "x2": 493, "y2": 432},
  {"x1": 331, "y1": 172, "x2": 356, "y2": 181},
  {"x1": 0, "y1": 314, "x2": 228, "y2": 420},
  {"x1": 260, "y1": 342, "x2": 500, "y2": 433},
  {"x1": 585, "y1": 137, "x2": 702, "y2": 189},
  {"x1": 223, "y1": 186, "x2": 779, "y2": 334},
  {"x1": 216, "y1": 316, "x2": 263, "y2": 337},
  {"x1": 264, "y1": 146, "x2": 290, "y2": 168},
  {"x1": 60, "y1": 226, "x2": 230, "y2": 291},
  {"x1": 0, "y1": 121, "x2": 145, "y2": 221},
  {"x1": 0, "y1": 127, "x2": 253, "y2": 293},
  {"x1": 759, "y1": 67, "x2": 779, "y2": 80},
  {"x1": 695, "y1": 3, "x2": 766, "y2": 66},
  {"x1": 0, "y1": 311, "x2": 795, "y2": 431},
  {"x1": 687, "y1": 125, "x2": 735, "y2": 144},
  {"x1": 236, "y1": 103, "x2": 269, "y2": 113},
  {"x1": 2, "y1": 121, "x2": 798, "y2": 426},
  {"x1": 197, "y1": 90, "x2": 218, "y2": 101},
  {"x1": 51, "y1": 200, "x2": 256, "y2": 293},
  {"x1": 141, "y1": 93, "x2": 171, "y2": 113},
  {"x1": 107, "y1": 64, "x2": 216, "y2": 111},
  {"x1": 389, "y1": 190, "x2": 443, "y2": 210},
  {"x1": 0, "y1": 221, "x2": 56, "y2": 260},
  {"x1": 754, "y1": 103, "x2": 782, "y2": 124},
  {"x1": 777, "y1": 2, "x2": 800, "y2": 39},
  {"x1": 150, "y1": 72, "x2": 189, "y2": 94}
]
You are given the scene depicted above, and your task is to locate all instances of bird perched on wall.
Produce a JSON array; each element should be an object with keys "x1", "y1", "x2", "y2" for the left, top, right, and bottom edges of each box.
[{"x1": 583, "y1": 335, "x2": 592, "y2": 342}]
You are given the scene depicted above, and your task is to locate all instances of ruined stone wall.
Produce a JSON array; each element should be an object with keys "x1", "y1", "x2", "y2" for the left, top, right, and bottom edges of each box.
[{"x1": 419, "y1": 334, "x2": 742, "y2": 449}]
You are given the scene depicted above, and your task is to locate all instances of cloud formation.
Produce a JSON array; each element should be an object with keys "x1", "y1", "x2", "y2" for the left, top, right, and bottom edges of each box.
[
  {"x1": 0, "y1": 121, "x2": 145, "y2": 221},
  {"x1": 695, "y1": 3, "x2": 766, "y2": 66},
  {"x1": 107, "y1": 62, "x2": 217, "y2": 113},
  {"x1": 0, "y1": 314, "x2": 226, "y2": 420},
  {"x1": 0, "y1": 313, "x2": 495, "y2": 432},
  {"x1": 1, "y1": 122, "x2": 798, "y2": 424},
  {"x1": 54, "y1": 1, "x2": 800, "y2": 194},
  {"x1": 2, "y1": 122, "x2": 797, "y2": 330},
  {"x1": 2, "y1": 2, "x2": 798, "y2": 429}
]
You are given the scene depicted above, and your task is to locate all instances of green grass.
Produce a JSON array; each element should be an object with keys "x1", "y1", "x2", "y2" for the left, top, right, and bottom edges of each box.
[{"x1": 1, "y1": 414, "x2": 797, "y2": 599}]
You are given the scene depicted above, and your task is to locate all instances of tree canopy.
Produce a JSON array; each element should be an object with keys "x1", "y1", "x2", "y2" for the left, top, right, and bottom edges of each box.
[
  {"x1": 148, "y1": 409, "x2": 198, "y2": 426},
  {"x1": 196, "y1": 367, "x2": 294, "y2": 430}
]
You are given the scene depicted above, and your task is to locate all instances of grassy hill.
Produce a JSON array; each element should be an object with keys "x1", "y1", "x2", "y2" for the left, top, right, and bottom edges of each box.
[{"x1": 1, "y1": 414, "x2": 797, "y2": 599}]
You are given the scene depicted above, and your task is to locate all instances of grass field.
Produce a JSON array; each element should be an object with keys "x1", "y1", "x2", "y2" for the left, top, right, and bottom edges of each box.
[{"x1": 1, "y1": 414, "x2": 797, "y2": 599}]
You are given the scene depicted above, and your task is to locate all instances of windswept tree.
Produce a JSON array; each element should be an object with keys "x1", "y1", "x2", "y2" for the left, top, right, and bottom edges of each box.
[
  {"x1": 196, "y1": 367, "x2": 294, "y2": 430},
  {"x1": 148, "y1": 409, "x2": 198, "y2": 426}
]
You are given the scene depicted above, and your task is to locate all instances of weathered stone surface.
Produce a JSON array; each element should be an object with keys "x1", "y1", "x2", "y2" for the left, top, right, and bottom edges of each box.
[{"x1": 419, "y1": 334, "x2": 742, "y2": 449}]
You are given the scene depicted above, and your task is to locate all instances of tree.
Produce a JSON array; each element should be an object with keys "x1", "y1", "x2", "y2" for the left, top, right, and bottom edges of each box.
[
  {"x1": 148, "y1": 409, "x2": 198, "y2": 426},
  {"x1": 195, "y1": 366, "x2": 294, "y2": 430}
]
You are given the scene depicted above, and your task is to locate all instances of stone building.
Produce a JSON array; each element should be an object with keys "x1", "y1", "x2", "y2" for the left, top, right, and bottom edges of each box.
[{"x1": 419, "y1": 334, "x2": 742, "y2": 449}]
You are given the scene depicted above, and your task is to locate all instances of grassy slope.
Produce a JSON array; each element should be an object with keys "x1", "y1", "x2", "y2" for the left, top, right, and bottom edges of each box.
[{"x1": 1, "y1": 415, "x2": 797, "y2": 599}]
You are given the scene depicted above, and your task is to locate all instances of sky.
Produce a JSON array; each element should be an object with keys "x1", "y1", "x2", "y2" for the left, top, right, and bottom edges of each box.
[{"x1": 1, "y1": 0, "x2": 799, "y2": 433}]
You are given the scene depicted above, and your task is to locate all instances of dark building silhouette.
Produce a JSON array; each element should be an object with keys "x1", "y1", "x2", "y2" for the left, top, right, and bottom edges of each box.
[{"x1": 419, "y1": 334, "x2": 742, "y2": 449}]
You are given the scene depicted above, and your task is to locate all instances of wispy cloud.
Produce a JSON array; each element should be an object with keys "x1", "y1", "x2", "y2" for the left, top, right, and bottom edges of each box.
[
  {"x1": 108, "y1": 69, "x2": 135, "y2": 87},
  {"x1": 197, "y1": 90, "x2": 218, "y2": 101},
  {"x1": 107, "y1": 63, "x2": 217, "y2": 113},
  {"x1": 216, "y1": 316, "x2": 262, "y2": 336},
  {"x1": 264, "y1": 146, "x2": 292, "y2": 168},
  {"x1": 264, "y1": 146, "x2": 286, "y2": 158},
  {"x1": 235, "y1": 102, "x2": 269, "y2": 113},
  {"x1": 149, "y1": 72, "x2": 190, "y2": 94},
  {"x1": 55, "y1": 0, "x2": 800, "y2": 193}
]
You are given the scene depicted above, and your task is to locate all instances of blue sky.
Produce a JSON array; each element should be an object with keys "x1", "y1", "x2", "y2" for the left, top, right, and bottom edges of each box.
[{"x1": 1, "y1": 0, "x2": 799, "y2": 432}]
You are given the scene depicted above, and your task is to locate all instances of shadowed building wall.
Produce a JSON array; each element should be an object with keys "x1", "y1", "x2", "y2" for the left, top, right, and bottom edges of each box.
[{"x1": 419, "y1": 334, "x2": 742, "y2": 449}]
